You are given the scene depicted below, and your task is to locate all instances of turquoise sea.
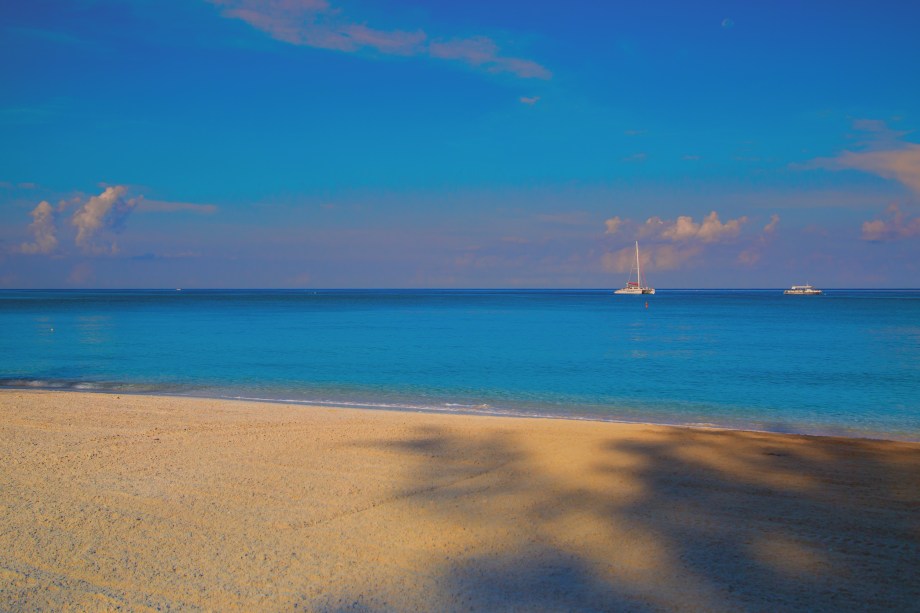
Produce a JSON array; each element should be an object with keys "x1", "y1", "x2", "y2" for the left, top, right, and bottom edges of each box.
[{"x1": 1, "y1": 289, "x2": 918, "y2": 440}]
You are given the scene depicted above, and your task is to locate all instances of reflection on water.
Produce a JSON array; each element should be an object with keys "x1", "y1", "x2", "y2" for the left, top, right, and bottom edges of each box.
[{"x1": 76, "y1": 315, "x2": 111, "y2": 346}]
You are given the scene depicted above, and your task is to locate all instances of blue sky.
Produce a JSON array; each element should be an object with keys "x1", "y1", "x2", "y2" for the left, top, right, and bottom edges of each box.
[{"x1": 1, "y1": 0, "x2": 919, "y2": 287}]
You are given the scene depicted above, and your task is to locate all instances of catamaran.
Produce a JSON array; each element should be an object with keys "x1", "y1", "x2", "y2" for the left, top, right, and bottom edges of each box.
[{"x1": 614, "y1": 241, "x2": 655, "y2": 295}]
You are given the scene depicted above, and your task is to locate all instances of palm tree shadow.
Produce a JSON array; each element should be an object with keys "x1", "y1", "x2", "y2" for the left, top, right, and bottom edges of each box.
[
  {"x1": 345, "y1": 424, "x2": 920, "y2": 611},
  {"x1": 595, "y1": 429, "x2": 920, "y2": 610}
]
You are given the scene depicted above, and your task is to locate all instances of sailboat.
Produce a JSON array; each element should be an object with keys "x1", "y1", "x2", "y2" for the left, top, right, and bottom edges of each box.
[{"x1": 614, "y1": 241, "x2": 655, "y2": 295}]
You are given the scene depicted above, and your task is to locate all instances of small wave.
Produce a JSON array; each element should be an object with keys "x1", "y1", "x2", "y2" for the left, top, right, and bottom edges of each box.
[
  {"x1": 225, "y1": 395, "x2": 462, "y2": 413},
  {"x1": 220, "y1": 394, "x2": 540, "y2": 418},
  {"x1": 73, "y1": 382, "x2": 102, "y2": 390},
  {"x1": 0, "y1": 378, "x2": 177, "y2": 394},
  {"x1": 1, "y1": 378, "x2": 65, "y2": 389},
  {"x1": 3, "y1": 380, "x2": 913, "y2": 442}
]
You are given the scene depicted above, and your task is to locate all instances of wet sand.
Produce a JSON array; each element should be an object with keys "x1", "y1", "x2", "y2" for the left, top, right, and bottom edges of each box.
[{"x1": 1, "y1": 390, "x2": 918, "y2": 611}]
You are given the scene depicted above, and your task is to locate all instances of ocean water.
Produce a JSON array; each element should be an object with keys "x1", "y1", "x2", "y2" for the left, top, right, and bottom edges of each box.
[{"x1": 1, "y1": 289, "x2": 918, "y2": 440}]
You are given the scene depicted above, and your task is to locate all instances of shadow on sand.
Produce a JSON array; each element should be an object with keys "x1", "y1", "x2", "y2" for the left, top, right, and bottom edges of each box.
[{"x1": 338, "y1": 424, "x2": 920, "y2": 611}]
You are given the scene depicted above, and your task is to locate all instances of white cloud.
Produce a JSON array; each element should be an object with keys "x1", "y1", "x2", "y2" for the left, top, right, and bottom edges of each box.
[
  {"x1": 14, "y1": 186, "x2": 214, "y2": 257},
  {"x1": 809, "y1": 120, "x2": 920, "y2": 195},
  {"x1": 764, "y1": 214, "x2": 779, "y2": 234},
  {"x1": 638, "y1": 216, "x2": 664, "y2": 238},
  {"x1": 19, "y1": 201, "x2": 58, "y2": 255},
  {"x1": 71, "y1": 185, "x2": 140, "y2": 254},
  {"x1": 604, "y1": 216, "x2": 622, "y2": 235},
  {"x1": 660, "y1": 215, "x2": 699, "y2": 241},
  {"x1": 821, "y1": 146, "x2": 920, "y2": 195},
  {"x1": 660, "y1": 211, "x2": 748, "y2": 243},
  {"x1": 861, "y1": 204, "x2": 920, "y2": 241},
  {"x1": 212, "y1": 0, "x2": 550, "y2": 80},
  {"x1": 602, "y1": 210, "x2": 758, "y2": 272},
  {"x1": 428, "y1": 37, "x2": 551, "y2": 79},
  {"x1": 611, "y1": 211, "x2": 749, "y2": 244}
]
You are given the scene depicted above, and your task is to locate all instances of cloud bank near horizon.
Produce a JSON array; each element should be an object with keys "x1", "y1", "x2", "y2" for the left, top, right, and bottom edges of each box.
[
  {"x1": 14, "y1": 186, "x2": 217, "y2": 258},
  {"x1": 862, "y1": 204, "x2": 920, "y2": 241},
  {"x1": 602, "y1": 211, "x2": 762, "y2": 272}
]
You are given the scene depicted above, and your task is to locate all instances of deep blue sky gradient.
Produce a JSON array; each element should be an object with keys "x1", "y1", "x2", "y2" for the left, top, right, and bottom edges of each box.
[{"x1": 1, "y1": 0, "x2": 918, "y2": 287}]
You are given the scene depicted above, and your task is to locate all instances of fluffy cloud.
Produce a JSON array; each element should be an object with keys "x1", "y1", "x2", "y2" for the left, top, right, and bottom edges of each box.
[
  {"x1": 763, "y1": 214, "x2": 779, "y2": 234},
  {"x1": 604, "y1": 211, "x2": 748, "y2": 243},
  {"x1": 14, "y1": 186, "x2": 213, "y2": 258},
  {"x1": 631, "y1": 211, "x2": 748, "y2": 243},
  {"x1": 638, "y1": 216, "x2": 664, "y2": 238},
  {"x1": 210, "y1": 0, "x2": 550, "y2": 79},
  {"x1": 71, "y1": 186, "x2": 140, "y2": 254},
  {"x1": 603, "y1": 210, "x2": 762, "y2": 271},
  {"x1": 19, "y1": 201, "x2": 58, "y2": 255},
  {"x1": 660, "y1": 211, "x2": 748, "y2": 243},
  {"x1": 861, "y1": 204, "x2": 920, "y2": 241}
]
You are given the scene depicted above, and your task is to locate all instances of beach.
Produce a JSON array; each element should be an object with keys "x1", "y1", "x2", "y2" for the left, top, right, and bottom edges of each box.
[{"x1": 1, "y1": 390, "x2": 919, "y2": 611}]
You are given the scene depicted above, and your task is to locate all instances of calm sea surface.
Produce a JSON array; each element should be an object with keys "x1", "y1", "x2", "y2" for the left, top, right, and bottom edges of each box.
[{"x1": 1, "y1": 289, "x2": 918, "y2": 440}]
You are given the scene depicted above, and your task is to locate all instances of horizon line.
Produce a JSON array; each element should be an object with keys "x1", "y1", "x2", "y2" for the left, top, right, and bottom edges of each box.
[{"x1": 2, "y1": 287, "x2": 919, "y2": 292}]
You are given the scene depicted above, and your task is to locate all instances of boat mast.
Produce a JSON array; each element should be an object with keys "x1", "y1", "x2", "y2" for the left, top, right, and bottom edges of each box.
[{"x1": 635, "y1": 241, "x2": 641, "y2": 288}]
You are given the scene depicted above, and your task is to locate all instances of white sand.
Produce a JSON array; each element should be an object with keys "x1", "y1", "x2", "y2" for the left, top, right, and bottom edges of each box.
[{"x1": 1, "y1": 390, "x2": 918, "y2": 611}]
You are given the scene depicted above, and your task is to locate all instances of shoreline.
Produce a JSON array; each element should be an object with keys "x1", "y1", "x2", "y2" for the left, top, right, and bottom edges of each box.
[
  {"x1": 2, "y1": 389, "x2": 919, "y2": 610},
  {"x1": 2, "y1": 383, "x2": 918, "y2": 443}
]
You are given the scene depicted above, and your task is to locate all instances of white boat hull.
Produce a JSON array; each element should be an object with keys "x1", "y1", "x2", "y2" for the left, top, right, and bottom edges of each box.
[
  {"x1": 784, "y1": 284, "x2": 822, "y2": 295},
  {"x1": 614, "y1": 242, "x2": 655, "y2": 295},
  {"x1": 614, "y1": 288, "x2": 655, "y2": 295}
]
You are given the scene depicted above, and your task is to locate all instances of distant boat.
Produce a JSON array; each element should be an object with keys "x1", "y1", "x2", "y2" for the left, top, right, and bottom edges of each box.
[
  {"x1": 784, "y1": 284, "x2": 822, "y2": 295},
  {"x1": 614, "y1": 241, "x2": 655, "y2": 295}
]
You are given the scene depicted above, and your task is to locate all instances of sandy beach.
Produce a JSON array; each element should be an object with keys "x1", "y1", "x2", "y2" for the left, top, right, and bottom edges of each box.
[{"x1": 1, "y1": 390, "x2": 918, "y2": 611}]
